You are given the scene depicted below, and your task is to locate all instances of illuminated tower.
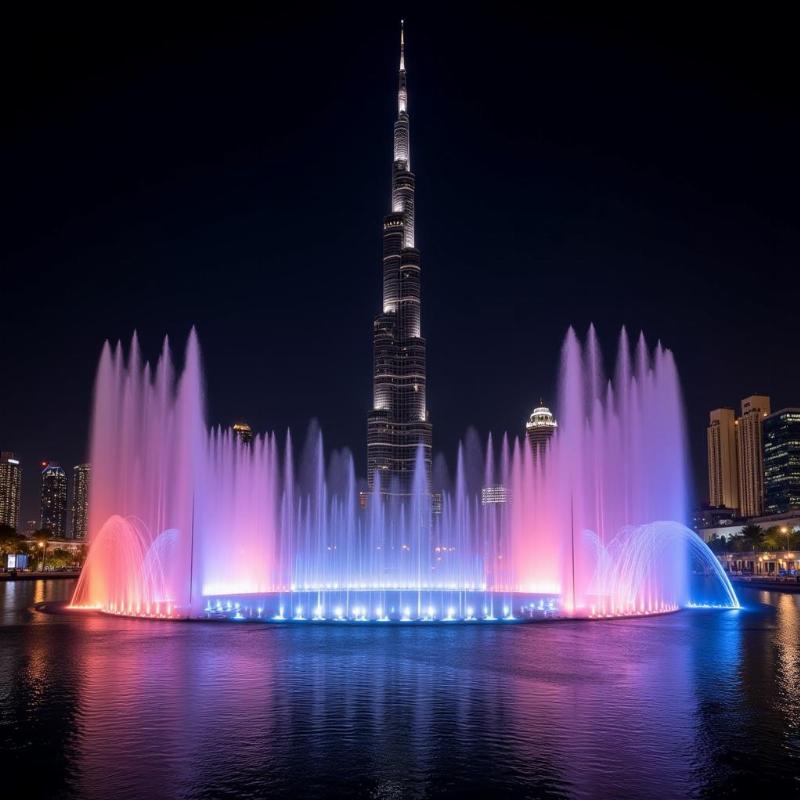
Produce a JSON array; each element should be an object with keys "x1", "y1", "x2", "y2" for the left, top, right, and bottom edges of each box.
[
  {"x1": 706, "y1": 408, "x2": 739, "y2": 510},
  {"x1": 367, "y1": 22, "x2": 432, "y2": 493},
  {"x1": 736, "y1": 395, "x2": 770, "y2": 517},
  {"x1": 71, "y1": 463, "x2": 90, "y2": 540},
  {"x1": 40, "y1": 462, "x2": 67, "y2": 537},
  {"x1": 763, "y1": 408, "x2": 800, "y2": 515},
  {"x1": 526, "y1": 401, "x2": 558, "y2": 455},
  {"x1": 0, "y1": 452, "x2": 22, "y2": 531}
]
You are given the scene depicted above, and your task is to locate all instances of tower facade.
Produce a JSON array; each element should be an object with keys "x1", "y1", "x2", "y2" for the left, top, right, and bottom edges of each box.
[
  {"x1": 367, "y1": 23, "x2": 432, "y2": 493},
  {"x1": 736, "y1": 395, "x2": 770, "y2": 517},
  {"x1": 706, "y1": 408, "x2": 739, "y2": 510},
  {"x1": 71, "y1": 463, "x2": 90, "y2": 540},
  {"x1": 0, "y1": 452, "x2": 22, "y2": 531},
  {"x1": 40, "y1": 462, "x2": 67, "y2": 537}
]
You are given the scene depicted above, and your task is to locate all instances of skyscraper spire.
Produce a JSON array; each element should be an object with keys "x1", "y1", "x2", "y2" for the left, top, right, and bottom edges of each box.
[
  {"x1": 392, "y1": 20, "x2": 411, "y2": 238},
  {"x1": 367, "y1": 23, "x2": 432, "y2": 495},
  {"x1": 397, "y1": 20, "x2": 408, "y2": 118}
]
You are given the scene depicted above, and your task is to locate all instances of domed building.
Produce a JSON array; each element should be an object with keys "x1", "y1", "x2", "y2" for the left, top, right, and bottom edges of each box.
[
  {"x1": 231, "y1": 422, "x2": 253, "y2": 445},
  {"x1": 525, "y1": 401, "x2": 558, "y2": 455}
]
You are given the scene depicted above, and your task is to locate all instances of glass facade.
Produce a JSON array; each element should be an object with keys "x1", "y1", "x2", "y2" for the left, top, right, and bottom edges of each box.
[
  {"x1": 71, "y1": 463, "x2": 91, "y2": 540},
  {"x1": 763, "y1": 409, "x2": 800, "y2": 514},
  {"x1": 0, "y1": 452, "x2": 22, "y2": 531},
  {"x1": 40, "y1": 463, "x2": 67, "y2": 537}
]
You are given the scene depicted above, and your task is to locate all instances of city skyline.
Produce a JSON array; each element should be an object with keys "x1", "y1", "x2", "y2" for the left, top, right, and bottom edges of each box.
[
  {"x1": 2, "y1": 9, "x2": 798, "y2": 522},
  {"x1": 704, "y1": 396, "x2": 800, "y2": 523}
]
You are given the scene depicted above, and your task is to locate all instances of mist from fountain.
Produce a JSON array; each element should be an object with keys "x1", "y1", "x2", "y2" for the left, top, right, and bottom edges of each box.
[{"x1": 71, "y1": 327, "x2": 738, "y2": 621}]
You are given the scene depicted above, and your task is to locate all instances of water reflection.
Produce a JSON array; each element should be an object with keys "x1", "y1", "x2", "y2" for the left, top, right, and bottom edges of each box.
[
  {"x1": 775, "y1": 594, "x2": 800, "y2": 699},
  {"x1": 1, "y1": 581, "x2": 799, "y2": 798},
  {"x1": 0, "y1": 580, "x2": 82, "y2": 797},
  {"x1": 774, "y1": 592, "x2": 800, "y2": 763}
]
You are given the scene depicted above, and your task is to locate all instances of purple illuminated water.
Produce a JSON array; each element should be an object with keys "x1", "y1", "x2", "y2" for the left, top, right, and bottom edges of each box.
[{"x1": 71, "y1": 327, "x2": 737, "y2": 620}]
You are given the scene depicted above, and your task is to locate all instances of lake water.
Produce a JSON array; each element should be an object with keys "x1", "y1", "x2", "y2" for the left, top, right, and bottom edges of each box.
[{"x1": 1, "y1": 579, "x2": 798, "y2": 798}]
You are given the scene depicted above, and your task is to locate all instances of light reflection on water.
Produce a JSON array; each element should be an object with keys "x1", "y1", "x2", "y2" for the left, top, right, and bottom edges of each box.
[{"x1": 1, "y1": 580, "x2": 798, "y2": 798}]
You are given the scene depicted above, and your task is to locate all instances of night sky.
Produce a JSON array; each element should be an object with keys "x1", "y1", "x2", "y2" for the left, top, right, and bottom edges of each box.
[{"x1": 2, "y1": 7, "x2": 798, "y2": 523}]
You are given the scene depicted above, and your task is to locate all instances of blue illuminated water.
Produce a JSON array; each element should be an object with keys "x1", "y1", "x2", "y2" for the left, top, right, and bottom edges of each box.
[{"x1": 1, "y1": 579, "x2": 798, "y2": 797}]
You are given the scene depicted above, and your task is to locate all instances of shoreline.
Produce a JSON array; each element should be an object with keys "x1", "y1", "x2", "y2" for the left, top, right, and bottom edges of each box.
[
  {"x1": 1, "y1": 571, "x2": 80, "y2": 582},
  {"x1": 732, "y1": 577, "x2": 800, "y2": 593}
]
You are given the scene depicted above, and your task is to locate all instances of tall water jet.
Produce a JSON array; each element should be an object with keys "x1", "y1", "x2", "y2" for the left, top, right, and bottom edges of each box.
[{"x1": 73, "y1": 331, "x2": 204, "y2": 616}]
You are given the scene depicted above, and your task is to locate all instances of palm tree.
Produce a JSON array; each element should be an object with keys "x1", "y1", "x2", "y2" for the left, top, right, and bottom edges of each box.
[
  {"x1": 707, "y1": 534, "x2": 729, "y2": 554},
  {"x1": 740, "y1": 524, "x2": 764, "y2": 551},
  {"x1": 762, "y1": 526, "x2": 784, "y2": 551}
]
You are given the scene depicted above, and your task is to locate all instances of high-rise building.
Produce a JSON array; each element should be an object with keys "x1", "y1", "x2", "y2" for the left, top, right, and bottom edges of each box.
[
  {"x1": 763, "y1": 408, "x2": 800, "y2": 515},
  {"x1": 736, "y1": 395, "x2": 771, "y2": 517},
  {"x1": 525, "y1": 402, "x2": 558, "y2": 454},
  {"x1": 24, "y1": 519, "x2": 37, "y2": 537},
  {"x1": 367, "y1": 22, "x2": 432, "y2": 494},
  {"x1": 71, "y1": 464, "x2": 90, "y2": 540},
  {"x1": 40, "y1": 462, "x2": 67, "y2": 537},
  {"x1": 232, "y1": 422, "x2": 253, "y2": 445},
  {"x1": 706, "y1": 408, "x2": 739, "y2": 510},
  {"x1": 0, "y1": 452, "x2": 22, "y2": 531}
]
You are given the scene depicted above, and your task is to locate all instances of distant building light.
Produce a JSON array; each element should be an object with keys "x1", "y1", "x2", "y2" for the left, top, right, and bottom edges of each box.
[
  {"x1": 481, "y1": 485, "x2": 509, "y2": 505},
  {"x1": 231, "y1": 422, "x2": 253, "y2": 445}
]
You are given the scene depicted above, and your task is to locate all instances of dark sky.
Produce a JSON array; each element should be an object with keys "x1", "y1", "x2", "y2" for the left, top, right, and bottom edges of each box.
[{"x1": 2, "y1": 6, "x2": 798, "y2": 523}]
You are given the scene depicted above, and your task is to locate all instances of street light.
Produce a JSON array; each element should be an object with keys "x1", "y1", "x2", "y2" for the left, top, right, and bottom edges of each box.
[
  {"x1": 781, "y1": 526, "x2": 790, "y2": 553},
  {"x1": 38, "y1": 540, "x2": 46, "y2": 572}
]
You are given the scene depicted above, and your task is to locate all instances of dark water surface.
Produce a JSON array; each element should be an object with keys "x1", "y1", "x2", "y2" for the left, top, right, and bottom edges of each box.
[{"x1": 1, "y1": 580, "x2": 798, "y2": 799}]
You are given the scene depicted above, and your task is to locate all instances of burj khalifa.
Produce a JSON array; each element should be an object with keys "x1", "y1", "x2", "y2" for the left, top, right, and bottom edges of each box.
[{"x1": 367, "y1": 22, "x2": 432, "y2": 494}]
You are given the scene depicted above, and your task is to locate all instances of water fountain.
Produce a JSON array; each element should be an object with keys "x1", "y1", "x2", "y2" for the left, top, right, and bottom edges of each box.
[{"x1": 71, "y1": 327, "x2": 738, "y2": 621}]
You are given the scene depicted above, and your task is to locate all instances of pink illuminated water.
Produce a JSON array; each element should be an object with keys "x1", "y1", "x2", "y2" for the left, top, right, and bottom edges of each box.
[{"x1": 71, "y1": 327, "x2": 737, "y2": 620}]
